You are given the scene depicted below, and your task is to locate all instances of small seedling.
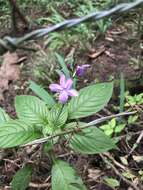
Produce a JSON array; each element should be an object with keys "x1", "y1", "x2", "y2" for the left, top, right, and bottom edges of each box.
[
  {"x1": 125, "y1": 92, "x2": 143, "y2": 107},
  {"x1": 100, "y1": 118, "x2": 126, "y2": 136}
]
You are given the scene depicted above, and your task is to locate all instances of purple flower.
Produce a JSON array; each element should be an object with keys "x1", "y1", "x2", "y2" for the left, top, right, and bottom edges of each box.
[
  {"x1": 49, "y1": 74, "x2": 78, "y2": 104},
  {"x1": 76, "y1": 64, "x2": 90, "y2": 77}
]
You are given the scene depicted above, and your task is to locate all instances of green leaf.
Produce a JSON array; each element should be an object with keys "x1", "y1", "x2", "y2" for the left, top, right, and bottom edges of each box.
[
  {"x1": 42, "y1": 105, "x2": 68, "y2": 135},
  {"x1": 52, "y1": 160, "x2": 86, "y2": 190},
  {"x1": 68, "y1": 82, "x2": 113, "y2": 119},
  {"x1": 48, "y1": 104, "x2": 68, "y2": 129},
  {"x1": 104, "y1": 128, "x2": 114, "y2": 136},
  {"x1": 136, "y1": 93, "x2": 143, "y2": 102},
  {"x1": 120, "y1": 156, "x2": 128, "y2": 165},
  {"x1": 126, "y1": 96, "x2": 136, "y2": 106},
  {"x1": 11, "y1": 165, "x2": 32, "y2": 190},
  {"x1": 43, "y1": 141, "x2": 53, "y2": 152},
  {"x1": 69, "y1": 123, "x2": 116, "y2": 154},
  {"x1": 109, "y1": 118, "x2": 116, "y2": 129},
  {"x1": 15, "y1": 95, "x2": 49, "y2": 125},
  {"x1": 42, "y1": 124, "x2": 55, "y2": 135},
  {"x1": 29, "y1": 80, "x2": 55, "y2": 108},
  {"x1": 104, "y1": 178, "x2": 120, "y2": 188},
  {"x1": 128, "y1": 115, "x2": 138, "y2": 124},
  {"x1": 55, "y1": 53, "x2": 70, "y2": 78},
  {"x1": 100, "y1": 124, "x2": 109, "y2": 130},
  {"x1": 100, "y1": 124, "x2": 114, "y2": 136},
  {"x1": 0, "y1": 120, "x2": 41, "y2": 148},
  {"x1": 0, "y1": 107, "x2": 10, "y2": 124},
  {"x1": 122, "y1": 171, "x2": 135, "y2": 179},
  {"x1": 114, "y1": 124, "x2": 126, "y2": 133}
]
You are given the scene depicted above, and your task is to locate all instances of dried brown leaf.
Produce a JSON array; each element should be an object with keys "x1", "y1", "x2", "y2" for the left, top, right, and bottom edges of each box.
[
  {"x1": 88, "y1": 46, "x2": 105, "y2": 59},
  {"x1": 0, "y1": 52, "x2": 21, "y2": 99},
  {"x1": 88, "y1": 169, "x2": 103, "y2": 180}
]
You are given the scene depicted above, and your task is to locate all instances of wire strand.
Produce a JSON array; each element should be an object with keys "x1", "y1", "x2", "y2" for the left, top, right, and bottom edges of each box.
[{"x1": 0, "y1": 0, "x2": 143, "y2": 55}]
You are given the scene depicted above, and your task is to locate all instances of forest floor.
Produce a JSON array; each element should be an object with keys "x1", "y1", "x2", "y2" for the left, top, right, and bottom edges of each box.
[{"x1": 0, "y1": 2, "x2": 143, "y2": 190}]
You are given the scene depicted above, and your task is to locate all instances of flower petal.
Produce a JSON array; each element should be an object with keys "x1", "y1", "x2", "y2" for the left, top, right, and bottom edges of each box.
[
  {"x1": 49, "y1": 84, "x2": 62, "y2": 92},
  {"x1": 60, "y1": 74, "x2": 66, "y2": 88},
  {"x1": 76, "y1": 67, "x2": 84, "y2": 76},
  {"x1": 68, "y1": 89, "x2": 79, "y2": 97},
  {"x1": 59, "y1": 91, "x2": 69, "y2": 104},
  {"x1": 65, "y1": 79, "x2": 73, "y2": 89},
  {"x1": 82, "y1": 64, "x2": 90, "y2": 68},
  {"x1": 76, "y1": 64, "x2": 90, "y2": 77}
]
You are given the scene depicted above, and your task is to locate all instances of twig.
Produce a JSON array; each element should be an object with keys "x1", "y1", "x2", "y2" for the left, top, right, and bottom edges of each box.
[
  {"x1": 3, "y1": 158, "x2": 21, "y2": 168},
  {"x1": 103, "y1": 153, "x2": 127, "y2": 170},
  {"x1": 29, "y1": 182, "x2": 50, "y2": 188},
  {"x1": 58, "y1": 152, "x2": 73, "y2": 158},
  {"x1": 128, "y1": 130, "x2": 143, "y2": 156},
  {"x1": 44, "y1": 176, "x2": 51, "y2": 183},
  {"x1": 100, "y1": 154, "x2": 140, "y2": 190},
  {"x1": 25, "y1": 144, "x2": 39, "y2": 155},
  {"x1": 103, "y1": 108, "x2": 113, "y2": 115},
  {"x1": 117, "y1": 130, "x2": 143, "y2": 140},
  {"x1": 3, "y1": 186, "x2": 11, "y2": 190},
  {"x1": 21, "y1": 111, "x2": 136, "y2": 147}
]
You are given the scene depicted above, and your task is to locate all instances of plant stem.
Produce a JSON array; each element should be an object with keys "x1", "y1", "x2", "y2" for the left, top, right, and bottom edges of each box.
[{"x1": 119, "y1": 72, "x2": 125, "y2": 113}]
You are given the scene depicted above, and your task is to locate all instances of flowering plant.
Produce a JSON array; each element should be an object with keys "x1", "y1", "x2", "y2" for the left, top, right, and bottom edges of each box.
[
  {"x1": 0, "y1": 66, "x2": 116, "y2": 190},
  {"x1": 49, "y1": 74, "x2": 78, "y2": 103}
]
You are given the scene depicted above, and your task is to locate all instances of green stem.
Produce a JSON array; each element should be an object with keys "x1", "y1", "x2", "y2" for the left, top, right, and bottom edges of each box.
[
  {"x1": 48, "y1": 150, "x2": 56, "y2": 164},
  {"x1": 119, "y1": 72, "x2": 125, "y2": 113}
]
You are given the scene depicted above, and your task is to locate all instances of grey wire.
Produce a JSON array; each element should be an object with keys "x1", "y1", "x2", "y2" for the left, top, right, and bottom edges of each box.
[
  {"x1": 22, "y1": 111, "x2": 136, "y2": 146},
  {"x1": 0, "y1": 0, "x2": 143, "y2": 55}
]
